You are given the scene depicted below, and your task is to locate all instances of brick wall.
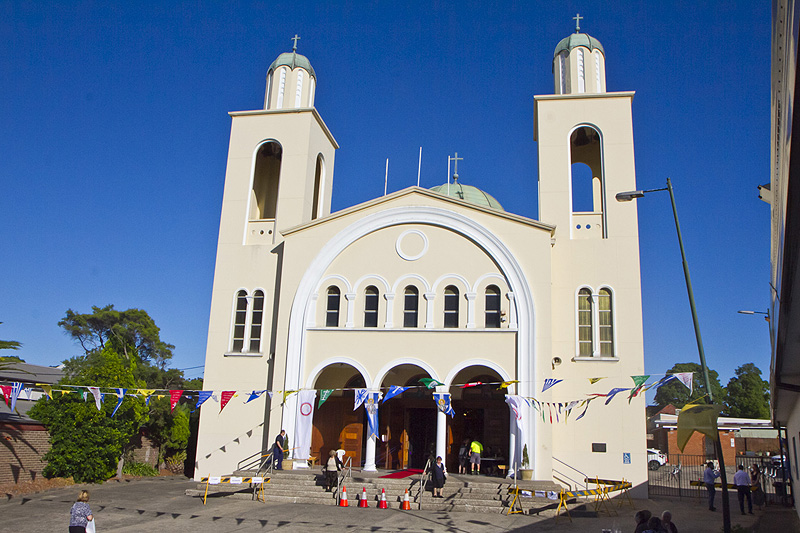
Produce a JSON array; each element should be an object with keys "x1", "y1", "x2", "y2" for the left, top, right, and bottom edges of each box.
[
  {"x1": 129, "y1": 430, "x2": 160, "y2": 468},
  {"x1": 0, "y1": 422, "x2": 51, "y2": 484},
  {"x1": 664, "y1": 427, "x2": 737, "y2": 464}
]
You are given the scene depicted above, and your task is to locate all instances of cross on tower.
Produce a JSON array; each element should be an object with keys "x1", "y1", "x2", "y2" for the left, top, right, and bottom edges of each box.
[
  {"x1": 573, "y1": 13, "x2": 583, "y2": 33},
  {"x1": 449, "y1": 152, "x2": 463, "y2": 181},
  {"x1": 291, "y1": 34, "x2": 301, "y2": 52}
]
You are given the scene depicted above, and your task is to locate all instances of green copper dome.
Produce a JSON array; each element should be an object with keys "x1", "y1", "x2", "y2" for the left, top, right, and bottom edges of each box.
[
  {"x1": 268, "y1": 52, "x2": 316, "y2": 79},
  {"x1": 429, "y1": 181, "x2": 504, "y2": 211},
  {"x1": 554, "y1": 32, "x2": 605, "y2": 57}
]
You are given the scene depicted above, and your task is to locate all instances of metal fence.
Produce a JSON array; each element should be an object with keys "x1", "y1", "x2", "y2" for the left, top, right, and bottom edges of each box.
[{"x1": 647, "y1": 454, "x2": 792, "y2": 505}]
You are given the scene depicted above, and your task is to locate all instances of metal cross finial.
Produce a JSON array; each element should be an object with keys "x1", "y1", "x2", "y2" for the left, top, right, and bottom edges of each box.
[
  {"x1": 573, "y1": 13, "x2": 583, "y2": 33},
  {"x1": 291, "y1": 34, "x2": 301, "y2": 52},
  {"x1": 449, "y1": 152, "x2": 463, "y2": 181}
]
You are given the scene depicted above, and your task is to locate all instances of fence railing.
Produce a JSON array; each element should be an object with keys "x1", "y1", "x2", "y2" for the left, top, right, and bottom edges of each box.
[{"x1": 647, "y1": 453, "x2": 792, "y2": 505}]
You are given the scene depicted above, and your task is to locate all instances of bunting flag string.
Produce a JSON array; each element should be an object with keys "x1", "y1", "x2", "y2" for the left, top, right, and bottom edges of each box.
[
  {"x1": 245, "y1": 390, "x2": 267, "y2": 404},
  {"x1": 220, "y1": 391, "x2": 235, "y2": 412},
  {"x1": 1, "y1": 385, "x2": 12, "y2": 406},
  {"x1": 317, "y1": 389, "x2": 334, "y2": 408},
  {"x1": 419, "y1": 378, "x2": 444, "y2": 389},
  {"x1": 498, "y1": 380, "x2": 519, "y2": 389},
  {"x1": 674, "y1": 372, "x2": 693, "y2": 394},
  {"x1": 88, "y1": 387, "x2": 102, "y2": 411},
  {"x1": 541, "y1": 378, "x2": 562, "y2": 393},
  {"x1": 353, "y1": 388, "x2": 368, "y2": 410},
  {"x1": 170, "y1": 390, "x2": 183, "y2": 412},
  {"x1": 196, "y1": 390, "x2": 213, "y2": 409},
  {"x1": 588, "y1": 377, "x2": 606, "y2": 384},
  {"x1": 282, "y1": 389, "x2": 298, "y2": 405},
  {"x1": 383, "y1": 385, "x2": 408, "y2": 403},
  {"x1": 111, "y1": 388, "x2": 127, "y2": 417}
]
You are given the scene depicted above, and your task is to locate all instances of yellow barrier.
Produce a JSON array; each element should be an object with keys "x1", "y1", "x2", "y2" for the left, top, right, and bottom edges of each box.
[
  {"x1": 200, "y1": 475, "x2": 269, "y2": 504},
  {"x1": 554, "y1": 478, "x2": 633, "y2": 522}
]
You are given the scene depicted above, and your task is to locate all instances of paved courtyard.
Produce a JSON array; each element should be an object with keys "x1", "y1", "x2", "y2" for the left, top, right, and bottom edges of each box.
[{"x1": 0, "y1": 476, "x2": 796, "y2": 532}]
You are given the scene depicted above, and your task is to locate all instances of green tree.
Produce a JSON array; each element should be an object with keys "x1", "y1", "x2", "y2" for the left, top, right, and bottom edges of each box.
[
  {"x1": 59, "y1": 305, "x2": 174, "y2": 368},
  {"x1": 29, "y1": 345, "x2": 149, "y2": 483},
  {"x1": 0, "y1": 321, "x2": 22, "y2": 351},
  {"x1": 724, "y1": 363, "x2": 770, "y2": 419},
  {"x1": 653, "y1": 362, "x2": 726, "y2": 409}
]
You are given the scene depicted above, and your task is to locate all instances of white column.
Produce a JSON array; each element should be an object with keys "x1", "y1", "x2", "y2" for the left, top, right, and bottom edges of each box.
[
  {"x1": 364, "y1": 436, "x2": 377, "y2": 471},
  {"x1": 465, "y1": 292, "x2": 476, "y2": 328},
  {"x1": 345, "y1": 292, "x2": 356, "y2": 328},
  {"x1": 436, "y1": 409, "x2": 447, "y2": 465},
  {"x1": 506, "y1": 292, "x2": 517, "y2": 328},
  {"x1": 508, "y1": 407, "x2": 517, "y2": 476},
  {"x1": 384, "y1": 293, "x2": 395, "y2": 328},
  {"x1": 423, "y1": 292, "x2": 436, "y2": 328}
]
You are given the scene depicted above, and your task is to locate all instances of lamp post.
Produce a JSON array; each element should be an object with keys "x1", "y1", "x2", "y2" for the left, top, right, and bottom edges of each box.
[{"x1": 617, "y1": 178, "x2": 731, "y2": 532}]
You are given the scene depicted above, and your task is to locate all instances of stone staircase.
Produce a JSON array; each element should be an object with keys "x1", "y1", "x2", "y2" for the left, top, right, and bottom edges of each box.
[{"x1": 185, "y1": 469, "x2": 566, "y2": 514}]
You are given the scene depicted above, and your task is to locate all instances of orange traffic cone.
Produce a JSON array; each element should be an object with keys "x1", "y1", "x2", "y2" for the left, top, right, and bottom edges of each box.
[
  {"x1": 359, "y1": 487, "x2": 369, "y2": 507},
  {"x1": 378, "y1": 488, "x2": 388, "y2": 509},
  {"x1": 339, "y1": 485, "x2": 349, "y2": 507},
  {"x1": 400, "y1": 488, "x2": 411, "y2": 510}
]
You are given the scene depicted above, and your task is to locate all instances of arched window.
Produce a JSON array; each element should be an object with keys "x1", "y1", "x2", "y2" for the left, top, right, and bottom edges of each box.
[
  {"x1": 364, "y1": 286, "x2": 379, "y2": 327},
  {"x1": 251, "y1": 141, "x2": 282, "y2": 220},
  {"x1": 576, "y1": 48, "x2": 585, "y2": 93},
  {"x1": 570, "y1": 125, "x2": 606, "y2": 237},
  {"x1": 598, "y1": 288, "x2": 614, "y2": 356},
  {"x1": 232, "y1": 290, "x2": 248, "y2": 352},
  {"x1": 326, "y1": 286, "x2": 340, "y2": 327},
  {"x1": 403, "y1": 286, "x2": 419, "y2": 328},
  {"x1": 485, "y1": 285, "x2": 501, "y2": 328},
  {"x1": 249, "y1": 290, "x2": 264, "y2": 352},
  {"x1": 444, "y1": 285, "x2": 459, "y2": 328},
  {"x1": 577, "y1": 288, "x2": 593, "y2": 356},
  {"x1": 312, "y1": 155, "x2": 325, "y2": 220}
]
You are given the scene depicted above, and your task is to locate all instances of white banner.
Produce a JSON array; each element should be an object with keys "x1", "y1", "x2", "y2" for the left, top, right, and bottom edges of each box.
[{"x1": 294, "y1": 389, "x2": 317, "y2": 461}]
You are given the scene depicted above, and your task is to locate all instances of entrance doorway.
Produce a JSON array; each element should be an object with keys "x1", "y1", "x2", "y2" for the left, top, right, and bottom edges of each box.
[{"x1": 406, "y1": 408, "x2": 436, "y2": 468}]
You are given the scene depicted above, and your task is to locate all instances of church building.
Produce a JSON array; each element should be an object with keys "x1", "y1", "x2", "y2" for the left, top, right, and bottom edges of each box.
[{"x1": 196, "y1": 25, "x2": 648, "y2": 491}]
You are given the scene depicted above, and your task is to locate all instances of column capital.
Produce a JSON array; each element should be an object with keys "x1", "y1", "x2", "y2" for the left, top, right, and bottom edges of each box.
[
  {"x1": 423, "y1": 292, "x2": 436, "y2": 301},
  {"x1": 344, "y1": 292, "x2": 356, "y2": 301},
  {"x1": 465, "y1": 292, "x2": 477, "y2": 301}
]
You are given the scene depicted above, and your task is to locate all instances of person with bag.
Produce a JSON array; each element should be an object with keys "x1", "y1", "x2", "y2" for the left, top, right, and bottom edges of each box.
[
  {"x1": 429, "y1": 455, "x2": 447, "y2": 498},
  {"x1": 323, "y1": 449, "x2": 342, "y2": 491},
  {"x1": 750, "y1": 463, "x2": 766, "y2": 510},
  {"x1": 69, "y1": 490, "x2": 94, "y2": 533}
]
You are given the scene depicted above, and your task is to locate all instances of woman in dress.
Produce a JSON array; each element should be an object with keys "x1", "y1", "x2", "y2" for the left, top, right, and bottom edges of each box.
[
  {"x1": 430, "y1": 455, "x2": 447, "y2": 498},
  {"x1": 750, "y1": 464, "x2": 765, "y2": 510},
  {"x1": 324, "y1": 449, "x2": 342, "y2": 491},
  {"x1": 69, "y1": 490, "x2": 94, "y2": 533}
]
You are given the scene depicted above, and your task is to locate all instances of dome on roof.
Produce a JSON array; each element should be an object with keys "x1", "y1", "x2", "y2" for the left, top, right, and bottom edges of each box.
[
  {"x1": 429, "y1": 181, "x2": 504, "y2": 211},
  {"x1": 554, "y1": 32, "x2": 605, "y2": 57},
  {"x1": 268, "y1": 52, "x2": 316, "y2": 79}
]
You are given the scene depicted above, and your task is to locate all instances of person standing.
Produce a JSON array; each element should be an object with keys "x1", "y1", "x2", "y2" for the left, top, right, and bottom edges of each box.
[
  {"x1": 750, "y1": 463, "x2": 765, "y2": 510},
  {"x1": 323, "y1": 449, "x2": 342, "y2": 491},
  {"x1": 457, "y1": 439, "x2": 469, "y2": 474},
  {"x1": 660, "y1": 510, "x2": 678, "y2": 533},
  {"x1": 69, "y1": 490, "x2": 94, "y2": 533},
  {"x1": 733, "y1": 464, "x2": 753, "y2": 515},
  {"x1": 469, "y1": 439, "x2": 483, "y2": 475},
  {"x1": 274, "y1": 429, "x2": 286, "y2": 470},
  {"x1": 429, "y1": 455, "x2": 447, "y2": 498},
  {"x1": 704, "y1": 461, "x2": 720, "y2": 511}
]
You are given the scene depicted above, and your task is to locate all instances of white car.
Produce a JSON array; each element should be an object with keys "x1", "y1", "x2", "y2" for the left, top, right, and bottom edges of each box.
[{"x1": 648, "y1": 448, "x2": 668, "y2": 471}]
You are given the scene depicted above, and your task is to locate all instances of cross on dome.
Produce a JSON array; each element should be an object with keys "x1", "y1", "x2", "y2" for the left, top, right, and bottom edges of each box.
[
  {"x1": 291, "y1": 34, "x2": 301, "y2": 52},
  {"x1": 449, "y1": 152, "x2": 463, "y2": 181},
  {"x1": 573, "y1": 13, "x2": 583, "y2": 33}
]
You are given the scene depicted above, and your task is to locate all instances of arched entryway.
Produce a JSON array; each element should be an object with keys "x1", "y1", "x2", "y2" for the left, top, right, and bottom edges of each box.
[
  {"x1": 310, "y1": 363, "x2": 367, "y2": 466},
  {"x1": 448, "y1": 365, "x2": 509, "y2": 476},
  {"x1": 378, "y1": 364, "x2": 435, "y2": 469}
]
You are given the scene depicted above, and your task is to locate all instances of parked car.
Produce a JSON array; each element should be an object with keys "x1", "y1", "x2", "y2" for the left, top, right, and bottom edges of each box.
[
  {"x1": 771, "y1": 454, "x2": 787, "y2": 467},
  {"x1": 647, "y1": 448, "x2": 668, "y2": 470}
]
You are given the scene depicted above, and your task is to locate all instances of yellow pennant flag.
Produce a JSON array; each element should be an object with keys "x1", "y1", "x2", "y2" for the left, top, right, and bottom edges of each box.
[
  {"x1": 38, "y1": 384, "x2": 53, "y2": 399},
  {"x1": 588, "y1": 377, "x2": 606, "y2": 384},
  {"x1": 498, "y1": 380, "x2": 519, "y2": 389},
  {"x1": 137, "y1": 389, "x2": 156, "y2": 399},
  {"x1": 676, "y1": 403, "x2": 723, "y2": 452},
  {"x1": 282, "y1": 390, "x2": 297, "y2": 404}
]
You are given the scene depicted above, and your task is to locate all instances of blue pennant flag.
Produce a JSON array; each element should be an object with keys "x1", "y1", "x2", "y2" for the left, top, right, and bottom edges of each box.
[
  {"x1": 383, "y1": 385, "x2": 408, "y2": 402},
  {"x1": 604, "y1": 387, "x2": 632, "y2": 405},
  {"x1": 196, "y1": 391, "x2": 213, "y2": 409},
  {"x1": 245, "y1": 390, "x2": 267, "y2": 404},
  {"x1": 433, "y1": 392, "x2": 455, "y2": 417},
  {"x1": 9, "y1": 382, "x2": 24, "y2": 412},
  {"x1": 542, "y1": 378, "x2": 563, "y2": 393},
  {"x1": 111, "y1": 388, "x2": 127, "y2": 417},
  {"x1": 354, "y1": 388, "x2": 369, "y2": 410}
]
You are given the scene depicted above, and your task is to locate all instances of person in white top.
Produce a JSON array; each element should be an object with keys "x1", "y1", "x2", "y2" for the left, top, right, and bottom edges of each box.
[{"x1": 733, "y1": 464, "x2": 753, "y2": 515}]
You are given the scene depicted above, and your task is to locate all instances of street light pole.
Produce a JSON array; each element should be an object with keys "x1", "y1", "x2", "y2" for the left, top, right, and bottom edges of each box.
[{"x1": 617, "y1": 178, "x2": 731, "y2": 532}]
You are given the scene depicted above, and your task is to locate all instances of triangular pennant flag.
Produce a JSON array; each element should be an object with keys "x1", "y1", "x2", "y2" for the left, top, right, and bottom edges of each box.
[
  {"x1": 9, "y1": 382, "x2": 23, "y2": 412},
  {"x1": 676, "y1": 403, "x2": 723, "y2": 452},
  {"x1": 1, "y1": 385, "x2": 12, "y2": 406},
  {"x1": 196, "y1": 391, "x2": 213, "y2": 409},
  {"x1": 354, "y1": 388, "x2": 368, "y2": 410},
  {"x1": 604, "y1": 387, "x2": 632, "y2": 405},
  {"x1": 38, "y1": 384, "x2": 53, "y2": 400},
  {"x1": 170, "y1": 390, "x2": 183, "y2": 411},
  {"x1": 88, "y1": 387, "x2": 102, "y2": 411},
  {"x1": 111, "y1": 388, "x2": 127, "y2": 417},
  {"x1": 318, "y1": 389, "x2": 334, "y2": 408},
  {"x1": 383, "y1": 385, "x2": 408, "y2": 402},
  {"x1": 645, "y1": 374, "x2": 677, "y2": 392},
  {"x1": 576, "y1": 398, "x2": 594, "y2": 420},
  {"x1": 588, "y1": 377, "x2": 606, "y2": 384},
  {"x1": 542, "y1": 378, "x2": 563, "y2": 393},
  {"x1": 461, "y1": 381, "x2": 483, "y2": 388},
  {"x1": 674, "y1": 372, "x2": 694, "y2": 394},
  {"x1": 220, "y1": 391, "x2": 235, "y2": 412},
  {"x1": 630, "y1": 375, "x2": 650, "y2": 388},
  {"x1": 137, "y1": 389, "x2": 155, "y2": 406},
  {"x1": 245, "y1": 390, "x2": 267, "y2": 404},
  {"x1": 628, "y1": 375, "x2": 651, "y2": 403},
  {"x1": 498, "y1": 380, "x2": 519, "y2": 389},
  {"x1": 418, "y1": 378, "x2": 444, "y2": 389},
  {"x1": 282, "y1": 390, "x2": 297, "y2": 405},
  {"x1": 246, "y1": 430, "x2": 253, "y2": 437},
  {"x1": 548, "y1": 403, "x2": 553, "y2": 423}
]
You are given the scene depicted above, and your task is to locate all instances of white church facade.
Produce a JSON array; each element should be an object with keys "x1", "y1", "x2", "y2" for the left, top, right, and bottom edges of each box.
[{"x1": 196, "y1": 27, "x2": 648, "y2": 490}]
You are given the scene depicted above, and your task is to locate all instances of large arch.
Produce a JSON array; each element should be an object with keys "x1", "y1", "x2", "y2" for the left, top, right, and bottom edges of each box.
[{"x1": 282, "y1": 205, "x2": 539, "y2": 475}]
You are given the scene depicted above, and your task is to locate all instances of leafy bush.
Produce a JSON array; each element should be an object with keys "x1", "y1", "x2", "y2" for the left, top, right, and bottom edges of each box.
[
  {"x1": 122, "y1": 462, "x2": 158, "y2": 477},
  {"x1": 165, "y1": 451, "x2": 187, "y2": 473}
]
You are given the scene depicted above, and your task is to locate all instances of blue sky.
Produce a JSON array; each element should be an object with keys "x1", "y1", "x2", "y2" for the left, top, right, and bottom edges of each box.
[{"x1": 0, "y1": 2, "x2": 771, "y2": 387}]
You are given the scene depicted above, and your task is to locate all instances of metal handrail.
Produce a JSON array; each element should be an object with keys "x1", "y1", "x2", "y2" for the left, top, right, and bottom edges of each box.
[
  {"x1": 552, "y1": 456, "x2": 589, "y2": 492},
  {"x1": 251, "y1": 450, "x2": 274, "y2": 501},
  {"x1": 336, "y1": 456, "x2": 352, "y2": 504},
  {"x1": 552, "y1": 468, "x2": 578, "y2": 492},
  {"x1": 417, "y1": 458, "x2": 432, "y2": 509},
  {"x1": 238, "y1": 447, "x2": 274, "y2": 472}
]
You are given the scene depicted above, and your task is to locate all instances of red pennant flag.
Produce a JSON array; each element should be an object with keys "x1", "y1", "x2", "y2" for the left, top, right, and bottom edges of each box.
[
  {"x1": 0, "y1": 385, "x2": 11, "y2": 406},
  {"x1": 461, "y1": 381, "x2": 483, "y2": 388},
  {"x1": 170, "y1": 390, "x2": 183, "y2": 411},
  {"x1": 220, "y1": 391, "x2": 235, "y2": 412}
]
